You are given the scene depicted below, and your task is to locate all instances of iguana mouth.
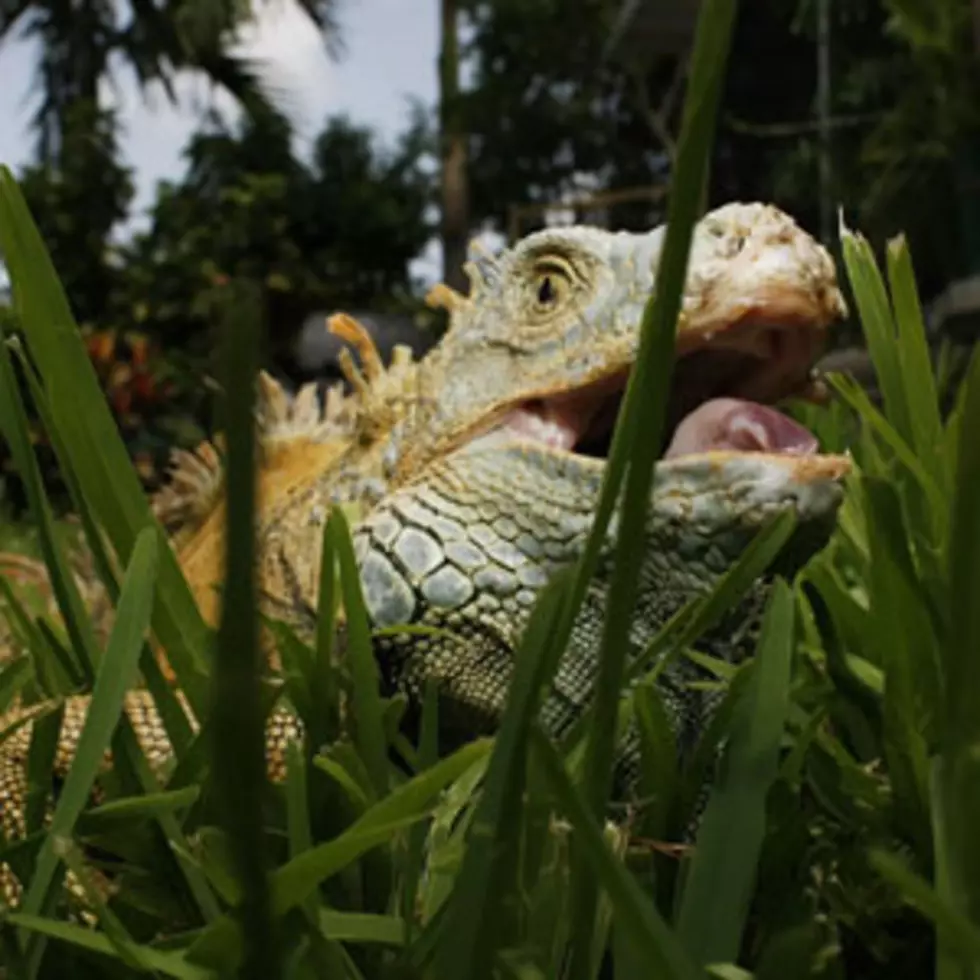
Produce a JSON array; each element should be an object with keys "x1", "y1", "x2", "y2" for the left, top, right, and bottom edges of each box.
[{"x1": 499, "y1": 321, "x2": 827, "y2": 460}]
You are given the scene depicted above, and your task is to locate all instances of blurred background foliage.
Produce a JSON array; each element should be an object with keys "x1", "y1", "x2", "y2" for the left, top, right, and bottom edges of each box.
[{"x1": 0, "y1": 0, "x2": 979, "y2": 507}]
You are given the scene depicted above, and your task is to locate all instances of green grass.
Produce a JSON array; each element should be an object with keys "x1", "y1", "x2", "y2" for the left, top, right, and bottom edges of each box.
[{"x1": 1, "y1": 0, "x2": 980, "y2": 975}]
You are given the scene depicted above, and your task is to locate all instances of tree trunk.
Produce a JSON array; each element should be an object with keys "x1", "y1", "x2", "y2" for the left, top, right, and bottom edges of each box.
[
  {"x1": 439, "y1": 0, "x2": 470, "y2": 294},
  {"x1": 816, "y1": 0, "x2": 832, "y2": 246}
]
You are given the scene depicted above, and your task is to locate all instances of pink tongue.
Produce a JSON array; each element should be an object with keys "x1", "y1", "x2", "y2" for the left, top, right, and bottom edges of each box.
[{"x1": 664, "y1": 397, "x2": 818, "y2": 459}]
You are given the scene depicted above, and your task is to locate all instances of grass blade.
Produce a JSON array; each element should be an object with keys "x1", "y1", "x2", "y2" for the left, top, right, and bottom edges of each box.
[
  {"x1": 0, "y1": 326, "x2": 98, "y2": 680},
  {"x1": 13, "y1": 343, "x2": 197, "y2": 758},
  {"x1": 12, "y1": 342, "x2": 121, "y2": 604},
  {"x1": 402, "y1": 678, "x2": 439, "y2": 943},
  {"x1": 886, "y1": 235, "x2": 945, "y2": 488},
  {"x1": 430, "y1": 571, "x2": 574, "y2": 980},
  {"x1": 676, "y1": 578, "x2": 796, "y2": 966},
  {"x1": 0, "y1": 167, "x2": 211, "y2": 708},
  {"x1": 18, "y1": 528, "x2": 158, "y2": 949},
  {"x1": 329, "y1": 507, "x2": 389, "y2": 800},
  {"x1": 838, "y1": 221, "x2": 914, "y2": 447},
  {"x1": 188, "y1": 738, "x2": 490, "y2": 969},
  {"x1": 862, "y1": 476, "x2": 935, "y2": 851},
  {"x1": 564, "y1": 4, "x2": 740, "y2": 969},
  {"x1": 869, "y1": 849, "x2": 980, "y2": 964},
  {"x1": 530, "y1": 726, "x2": 702, "y2": 980},
  {"x1": 313, "y1": 506, "x2": 341, "y2": 747},
  {"x1": 207, "y1": 280, "x2": 277, "y2": 980},
  {"x1": 939, "y1": 347, "x2": 980, "y2": 936},
  {"x1": 7, "y1": 913, "x2": 211, "y2": 979}
]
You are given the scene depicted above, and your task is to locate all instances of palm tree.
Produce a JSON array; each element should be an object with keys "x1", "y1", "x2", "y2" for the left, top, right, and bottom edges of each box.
[{"x1": 0, "y1": 0, "x2": 343, "y2": 162}]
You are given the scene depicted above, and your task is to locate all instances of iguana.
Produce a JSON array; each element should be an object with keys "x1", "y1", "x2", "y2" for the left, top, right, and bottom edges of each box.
[{"x1": 0, "y1": 202, "x2": 851, "y2": 912}]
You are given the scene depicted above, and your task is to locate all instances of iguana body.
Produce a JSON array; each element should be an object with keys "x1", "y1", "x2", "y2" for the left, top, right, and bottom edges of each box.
[{"x1": 0, "y1": 203, "x2": 851, "y2": 912}]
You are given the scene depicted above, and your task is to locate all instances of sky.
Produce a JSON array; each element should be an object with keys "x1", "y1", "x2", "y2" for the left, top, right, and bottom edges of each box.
[{"x1": 0, "y1": 0, "x2": 444, "y2": 280}]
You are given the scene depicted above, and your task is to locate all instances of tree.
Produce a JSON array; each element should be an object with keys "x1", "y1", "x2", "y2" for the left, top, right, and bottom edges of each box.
[
  {"x1": 114, "y1": 107, "x2": 437, "y2": 376},
  {"x1": 17, "y1": 100, "x2": 134, "y2": 329},
  {"x1": 0, "y1": 0, "x2": 343, "y2": 161},
  {"x1": 454, "y1": 0, "x2": 969, "y2": 301},
  {"x1": 858, "y1": 0, "x2": 980, "y2": 277},
  {"x1": 459, "y1": 0, "x2": 665, "y2": 234}
]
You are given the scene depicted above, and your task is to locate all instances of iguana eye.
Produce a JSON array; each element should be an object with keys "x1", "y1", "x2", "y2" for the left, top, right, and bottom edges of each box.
[{"x1": 530, "y1": 258, "x2": 573, "y2": 313}]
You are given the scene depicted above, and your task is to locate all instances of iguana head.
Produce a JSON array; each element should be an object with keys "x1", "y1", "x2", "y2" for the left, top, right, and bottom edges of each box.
[
  {"x1": 354, "y1": 203, "x2": 852, "y2": 758},
  {"x1": 389, "y1": 203, "x2": 849, "y2": 520},
  {"x1": 398, "y1": 202, "x2": 846, "y2": 485}
]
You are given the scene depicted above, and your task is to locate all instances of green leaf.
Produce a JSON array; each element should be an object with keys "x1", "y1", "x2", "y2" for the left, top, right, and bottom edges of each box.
[
  {"x1": 402, "y1": 679, "x2": 440, "y2": 943},
  {"x1": 633, "y1": 679, "x2": 678, "y2": 844},
  {"x1": 838, "y1": 222, "x2": 914, "y2": 448},
  {"x1": 18, "y1": 528, "x2": 158, "y2": 952},
  {"x1": 206, "y1": 278, "x2": 277, "y2": 977},
  {"x1": 869, "y1": 848, "x2": 980, "y2": 963},
  {"x1": 676, "y1": 578, "x2": 796, "y2": 966},
  {"x1": 938, "y1": 345, "x2": 980, "y2": 936},
  {"x1": 827, "y1": 372, "x2": 943, "y2": 513},
  {"x1": 886, "y1": 235, "x2": 945, "y2": 491},
  {"x1": 0, "y1": 325, "x2": 98, "y2": 681},
  {"x1": 0, "y1": 655, "x2": 32, "y2": 716},
  {"x1": 12, "y1": 343, "x2": 195, "y2": 758},
  {"x1": 0, "y1": 167, "x2": 211, "y2": 709},
  {"x1": 188, "y1": 737, "x2": 491, "y2": 968},
  {"x1": 328, "y1": 507, "x2": 390, "y2": 800},
  {"x1": 861, "y1": 476, "x2": 935, "y2": 850},
  {"x1": 530, "y1": 727, "x2": 703, "y2": 980},
  {"x1": 429, "y1": 571, "x2": 573, "y2": 980},
  {"x1": 78, "y1": 786, "x2": 201, "y2": 828},
  {"x1": 6, "y1": 912, "x2": 212, "y2": 979},
  {"x1": 313, "y1": 499, "x2": 342, "y2": 746},
  {"x1": 316, "y1": 909, "x2": 406, "y2": 946}
]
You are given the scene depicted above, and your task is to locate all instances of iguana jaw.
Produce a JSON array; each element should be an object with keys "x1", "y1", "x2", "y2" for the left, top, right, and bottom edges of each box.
[{"x1": 487, "y1": 313, "x2": 842, "y2": 474}]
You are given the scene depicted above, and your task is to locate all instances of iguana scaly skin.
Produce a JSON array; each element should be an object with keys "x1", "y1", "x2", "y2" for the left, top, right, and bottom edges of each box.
[{"x1": 0, "y1": 203, "x2": 851, "y2": 912}]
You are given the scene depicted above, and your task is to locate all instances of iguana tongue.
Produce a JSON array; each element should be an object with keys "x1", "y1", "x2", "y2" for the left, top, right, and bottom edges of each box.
[
  {"x1": 499, "y1": 393, "x2": 818, "y2": 458},
  {"x1": 663, "y1": 397, "x2": 818, "y2": 459}
]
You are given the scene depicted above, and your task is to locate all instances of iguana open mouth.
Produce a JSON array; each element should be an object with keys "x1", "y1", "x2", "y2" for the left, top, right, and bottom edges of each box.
[{"x1": 499, "y1": 320, "x2": 827, "y2": 460}]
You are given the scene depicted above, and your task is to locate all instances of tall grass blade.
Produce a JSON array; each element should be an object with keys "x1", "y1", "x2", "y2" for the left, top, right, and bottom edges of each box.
[
  {"x1": 0, "y1": 325, "x2": 97, "y2": 680},
  {"x1": 18, "y1": 528, "x2": 158, "y2": 957},
  {"x1": 938, "y1": 348, "x2": 980, "y2": 940},
  {"x1": 838, "y1": 222, "x2": 914, "y2": 447},
  {"x1": 862, "y1": 476, "x2": 935, "y2": 851},
  {"x1": 329, "y1": 507, "x2": 389, "y2": 800},
  {"x1": 12, "y1": 343, "x2": 120, "y2": 602},
  {"x1": 566, "y1": 2, "x2": 739, "y2": 973},
  {"x1": 402, "y1": 679, "x2": 439, "y2": 945},
  {"x1": 207, "y1": 280, "x2": 277, "y2": 980},
  {"x1": 13, "y1": 344, "x2": 196, "y2": 756},
  {"x1": 0, "y1": 167, "x2": 211, "y2": 708},
  {"x1": 869, "y1": 849, "x2": 980, "y2": 964},
  {"x1": 827, "y1": 372, "x2": 943, "y2": 512},
  {"x1": 312, "y1": 506, "x2": 341, "y2": 747},
  {"x1": 530, "y1": 726, "x2": 703, "y2": 980},
  {"x1": 6, "y1": 912, "x2": 212, "y2": 979},
  {"x1": 188, "y1": 738, "x2": 490, "y2": 968},
  {"x1": 430, "y1": 571, "x2": 573, "y2": 980},
  {"x1": 886, "y1": 236, "x2": 945, "y2": 489},
  {"x1": 676, "y1": 578, "x2": 796, "y2": 966}
]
